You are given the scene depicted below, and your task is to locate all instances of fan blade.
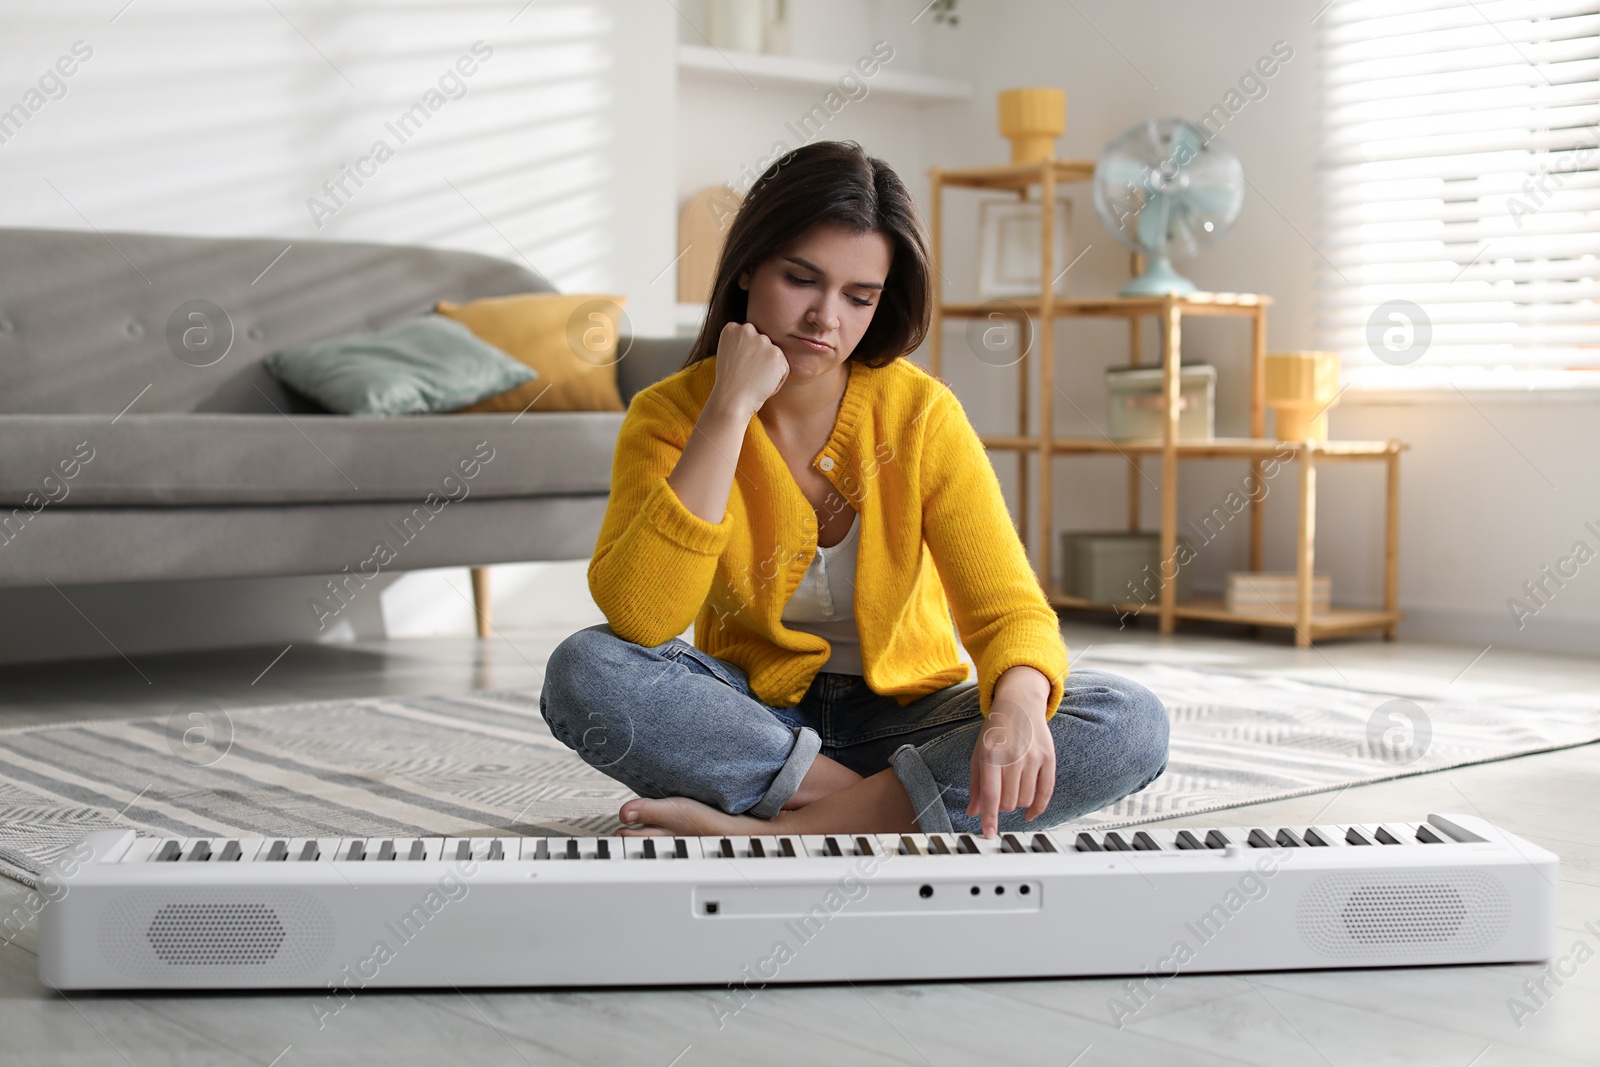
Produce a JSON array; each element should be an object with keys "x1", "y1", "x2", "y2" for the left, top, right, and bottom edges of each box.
[
  {"x1": 1177, "y1": 185, "x2": 1240, "y2": 219},
  {"x1": 1098, "y1": 156, "x2": 1150, "y2": 196},
  {"x1": 1136, "y1": 192, "x2": 1172, "y2": 251},
  {"x1": 1164, "y1": 200, "x2": 1203, "y2": 256},
  {"x1": 1166, "y1": 120, "x2": 1204, "y2": 163}
]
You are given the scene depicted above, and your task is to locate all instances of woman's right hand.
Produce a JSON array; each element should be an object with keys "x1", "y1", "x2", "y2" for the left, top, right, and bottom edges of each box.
[{"x1": 708, "y1": 321, "x2": 789, "y2": 418}]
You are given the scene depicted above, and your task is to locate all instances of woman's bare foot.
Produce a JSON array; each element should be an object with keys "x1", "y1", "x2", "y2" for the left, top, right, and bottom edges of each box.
[
  {"x1": 617, "y1": 796, "x2": 763, "y2": 837},
  {"x1": 615, "y1": 768, "x2": 923, "y2": 837}
]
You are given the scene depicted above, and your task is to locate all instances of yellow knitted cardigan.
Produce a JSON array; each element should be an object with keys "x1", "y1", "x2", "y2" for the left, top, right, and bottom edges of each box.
[{"x1": 588, "y1": 353, "x2": 1070, "y2": 721}]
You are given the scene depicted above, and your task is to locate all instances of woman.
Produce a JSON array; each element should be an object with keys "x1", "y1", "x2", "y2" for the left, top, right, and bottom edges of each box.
[{"x1": 540, "y1": 140, "x2": 1168, "y2": 840}]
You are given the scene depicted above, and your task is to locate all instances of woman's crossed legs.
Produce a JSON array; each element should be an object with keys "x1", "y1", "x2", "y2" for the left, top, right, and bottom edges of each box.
[{"x1": 539, "y1": 623, "x2": 1169, "y2": 839}]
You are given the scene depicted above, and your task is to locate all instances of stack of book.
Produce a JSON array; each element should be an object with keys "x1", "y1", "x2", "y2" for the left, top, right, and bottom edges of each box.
[{"x1": 1225, "y1": 571, "x2": 1331, "y2": 614}]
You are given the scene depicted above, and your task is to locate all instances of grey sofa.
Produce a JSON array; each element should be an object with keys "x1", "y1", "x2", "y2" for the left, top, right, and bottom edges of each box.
[{"x1": 0, "y1": 227, "x2": 691, "y2": 636}]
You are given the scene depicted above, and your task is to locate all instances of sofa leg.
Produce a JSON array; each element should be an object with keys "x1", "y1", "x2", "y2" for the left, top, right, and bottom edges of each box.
[{"x1": 470, "y1": 566, "x2": 491, "y2": 638}]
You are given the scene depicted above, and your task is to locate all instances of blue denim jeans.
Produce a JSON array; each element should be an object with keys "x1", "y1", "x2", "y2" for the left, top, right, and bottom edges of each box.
[{"x1": 539, "y1": 623, "x2": 1169, "y2": 835}]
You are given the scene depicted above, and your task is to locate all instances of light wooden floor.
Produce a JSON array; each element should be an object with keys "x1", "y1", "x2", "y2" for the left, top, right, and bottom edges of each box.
[{"x1": 1, "y1": 619, "x2": 1596, "y2": 1066}]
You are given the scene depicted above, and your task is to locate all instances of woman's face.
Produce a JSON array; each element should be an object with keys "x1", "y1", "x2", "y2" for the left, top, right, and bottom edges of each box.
[{"x1": 737, "y1": 221, "x2": 893, "y2": 381}]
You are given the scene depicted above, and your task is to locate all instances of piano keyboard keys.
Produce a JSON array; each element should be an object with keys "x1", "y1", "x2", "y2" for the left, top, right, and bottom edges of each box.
[{"x1": 120, "y1": 822, "x2": 1473, "y2": 867}]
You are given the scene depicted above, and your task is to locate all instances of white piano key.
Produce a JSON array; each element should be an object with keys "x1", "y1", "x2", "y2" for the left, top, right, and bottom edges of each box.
[{"x1": 119, "y1": 837, "x2": 162, "y2": 863}]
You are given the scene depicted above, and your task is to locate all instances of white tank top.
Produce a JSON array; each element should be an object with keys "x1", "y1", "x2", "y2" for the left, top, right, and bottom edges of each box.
[{"x1": 780, "y1": 510, "x2": 863, "y2": 675}]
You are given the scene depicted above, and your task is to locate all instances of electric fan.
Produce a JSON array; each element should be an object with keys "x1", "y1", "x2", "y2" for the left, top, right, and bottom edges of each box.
[{"x1": 1092, "y1": 118, "x2": 1245, "y2": 297}]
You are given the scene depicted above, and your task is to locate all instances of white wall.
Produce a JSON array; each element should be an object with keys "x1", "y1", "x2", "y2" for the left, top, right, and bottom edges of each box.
[{"x1": 0, "y1": 0, "x2": 673, "y2": 664}]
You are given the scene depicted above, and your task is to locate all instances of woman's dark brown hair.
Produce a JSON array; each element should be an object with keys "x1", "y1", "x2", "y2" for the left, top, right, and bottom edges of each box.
[{"x1": 680, "y1": 140, "x2": 932, "y2": 371}]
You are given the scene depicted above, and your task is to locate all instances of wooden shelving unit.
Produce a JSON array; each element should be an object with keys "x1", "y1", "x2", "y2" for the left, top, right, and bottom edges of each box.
[{"x1": 928, "y1": 161, "x2": 1407, "y2": 647}]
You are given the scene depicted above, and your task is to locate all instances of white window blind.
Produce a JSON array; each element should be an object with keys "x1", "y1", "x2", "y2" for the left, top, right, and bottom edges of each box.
[{"x1": 1318, "y1": 0, "x2": 1600, "y2": 374}]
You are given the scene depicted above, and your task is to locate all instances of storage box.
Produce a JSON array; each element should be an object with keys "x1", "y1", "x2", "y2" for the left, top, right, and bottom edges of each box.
[
  {"x1": 1225, "y1": 571, "x2": 1331, "y2": 614},
  {"x1": 1105, "y1": 364, "x2": 1216, "y2": 441},
  {"x1": 1060, "y1": 531, "x2": 1195, "y2": 605}
]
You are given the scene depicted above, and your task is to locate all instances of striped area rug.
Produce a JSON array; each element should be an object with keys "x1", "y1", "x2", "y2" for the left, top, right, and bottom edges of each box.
[{"x1": 1, "y1": 663, "x2": 1596, "y2": 887}]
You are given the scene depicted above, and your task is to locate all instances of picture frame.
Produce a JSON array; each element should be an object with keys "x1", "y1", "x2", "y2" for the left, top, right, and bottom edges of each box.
[{"x1": 977, "y1": 196, "x2": 1074, "y2": 298}]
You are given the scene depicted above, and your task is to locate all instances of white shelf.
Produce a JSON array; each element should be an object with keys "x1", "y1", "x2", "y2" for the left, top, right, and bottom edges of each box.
[{"x1": 677, "y1": 44, "x2": 971, "y2": 103}]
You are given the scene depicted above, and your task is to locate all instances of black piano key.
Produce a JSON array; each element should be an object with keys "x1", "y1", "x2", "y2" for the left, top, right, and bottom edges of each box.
[
  {"x1": 1204, "y1": 830, "x2": 1230, "y2": 849},
  {"x1": 1001, "y1": 833, "x2": 1026, "y2": 853},
  {"x1": 265, "y1": 840, "x2": 288, "y2": 862},
  {"x1": 855, "y1": 835, "x2": 874, "y2": 857},
  {"x1": 1374, "y1": 825, "x2": 1401, "y2": 845},
  {"x1": 298, "y1": 841, "x2": 320, "y2": 862},
  {"x1": 1304, "y1": 828, "x2": 1330, "y2": 847},
  {"x1": 456, "y1": 840, "x2": 472, "y2": 861},
  {"x1": 824, "y1": 836, "x2": 843, "y2": 856},
  {"x1": 1247, "y1": 829, "x2": 1275, "y2": 849},
  {"x1": 156, "y1": 840, "x2": 181, "y2": 862},
  {"x1": 1174, "y1": 831, "x2": 1202, "y2": 850},
  {"x1": 185, "y1": 841, "x2": 212, "y2": 862},
  {"x1": 1031, "y1": 833, "x2": 1059, "y2": 853},
  {"x1": 345, "y1": 841, "x2": 365, "y2": 861},
  {"x1": 674, "y1": 838, "x2": 688, "y2": 859},
  {"x1": 1074, "y1": 833, "x2": 1103, "y2": 852},
  {"x1": 1103, "y1": 832, "x2": 1132, "y2": 852},
  {"x1": 780, "y1": 837, "x2": 797, "y2": 857},
  {"x1": 1132, "y1": 832, "x2": 1162, "y2": 851},
  {"x1": 929, "y1": 835, "x2": 952, "y2": 855},
  {"x1": 488, "y1": 840, "x2": 505, "y2": 860},
  {"x1": 408, "y1": 840, "x2": 425, "y2": 861},
  {"x1": 534, "y1": 839, "x2": 549, "y2": 861},
  {"x1": 642, "y1": 838, "x2": 657, "y2": 859},
  {"x1": 900, "y1": 835, "x2": 923, "y2": 856},
  {"x1": 719, "y1": 837, "x2": 735, "y2": 859},
  {"x1": 957, "y1": 834, "x2": 980, "y2": 854},
  {"x1": 1275, "y1": 828, "x2": 1304, "y2": 848},
  {"x1": 748, "y1": 839, "x2": 764, "y2": 858},
  {"x1": 595, "y1": 839, "x2": 609, "y2": 860},
  {"x1": 377, "y1": 840, "x2": 396, "y2": 861},
  {"x1": 566, "y1": 838, "x2": 580, "y2": 860},
  {"x1": 1345, "y1": 826, "x2": 1373, "y2": 846},
  {"x1": 1416, "y1": 824, "x2": 1445, "y2": 844},
  {"x1": 218, "y1": 840, "x2": 242, "y2": 862}
]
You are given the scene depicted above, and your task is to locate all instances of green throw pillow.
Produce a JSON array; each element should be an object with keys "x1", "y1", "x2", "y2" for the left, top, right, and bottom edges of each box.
[{"x1": 263, "y1": 314, "x2": 537, "y2": 415}]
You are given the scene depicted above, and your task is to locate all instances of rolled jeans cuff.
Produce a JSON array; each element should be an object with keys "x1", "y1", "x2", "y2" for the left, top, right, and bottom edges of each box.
[
  {"x1": 745, "y1": 725, "x2": 822, "y2": 818},
  {"x1": 890, "y1": 743, "x2": 954, "y2": 835}
]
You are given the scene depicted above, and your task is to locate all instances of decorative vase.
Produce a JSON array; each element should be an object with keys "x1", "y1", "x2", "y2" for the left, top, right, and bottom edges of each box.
[
  {"x1": 997, "y1": 87, "x2": 1066, "y2": 164},
  {"x1": 762, "y1": 0, "x2": 790, "y2": 55},
  {"x1": 1266, "y1": 351, "x2": 1341, "y2": 442},
  {"x1": 706, "y1": 0, "x2": 764, "y2": 52}
]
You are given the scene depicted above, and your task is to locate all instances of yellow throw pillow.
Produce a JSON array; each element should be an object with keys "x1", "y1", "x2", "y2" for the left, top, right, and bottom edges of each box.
[{"x1": 437, "y1": 293, "x2": 627, "y2": 413}]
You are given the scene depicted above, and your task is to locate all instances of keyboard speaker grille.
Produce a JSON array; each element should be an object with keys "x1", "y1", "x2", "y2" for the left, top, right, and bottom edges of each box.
[
  {"x1": 1296, "y1": 870, "x2": 1510, "y2": 958},
  {"x1": 99, "y1": 889, "x2": 335, "y2": 981}
]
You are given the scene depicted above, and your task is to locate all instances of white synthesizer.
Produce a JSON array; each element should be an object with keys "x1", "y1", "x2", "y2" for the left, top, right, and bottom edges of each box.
[{"x1": 38, "y1": 813, "x2": 1556, "y2": 991}]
